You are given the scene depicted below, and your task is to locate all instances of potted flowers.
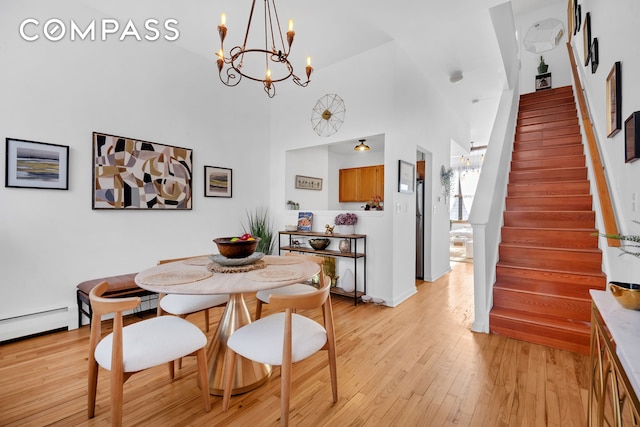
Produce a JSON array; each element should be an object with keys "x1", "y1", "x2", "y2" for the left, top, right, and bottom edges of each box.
[
  {"x1": 334, "y1": 212, "x2": 358, "y2": 235},
  {"x1": 365, "y1": 195, "x2": 383, "y2": 211}
]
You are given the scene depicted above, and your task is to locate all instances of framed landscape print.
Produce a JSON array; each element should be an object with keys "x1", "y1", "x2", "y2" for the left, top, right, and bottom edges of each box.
[
  {"x1": 204, "y1": 166, "x2": 232, "y2": 197},
  {"x1": 92, "y1": 132, "x2": 192, "y2": 209},
  {"x1": 5, "y1": 138, "x2": 69, "y2": 190},
  {"x1": 606, "y1": 62, "x2": 622, "y2": 137},
  {"x1": 398, "y1": 160, "x2": 415, "y2": 193}
]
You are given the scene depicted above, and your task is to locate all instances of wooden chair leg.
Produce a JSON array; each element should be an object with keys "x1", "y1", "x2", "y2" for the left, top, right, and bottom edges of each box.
[
  {"x1": 168, "y1": 360, "x2": 175, "y2": 379},
  {"x1": 280, "y1": 360, "x2": 292, "y2": 427},
  {"x1": 222, "y1": 348, "x2": 237, "y2": 411},
  {"x1": 255, "y1": 300, "x2": 263, "y2": 320},
  {"x1": 195, "y1": 348, "x2": 211, "y2": 412},
  {"x1": 204, "y1": 309, "x2": 210, "y2": 333},
  {"x1": 87, "y1": 360, "x2": 98, "y2": 418},
  {"x1": 111, "y1": 369, "x2": 124, "y2": 427}
]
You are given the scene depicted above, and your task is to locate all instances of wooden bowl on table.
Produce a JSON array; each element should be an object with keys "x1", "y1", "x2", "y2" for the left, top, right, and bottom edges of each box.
[{"x1": 213, "y1": 237, "x2": 261, "y2": 259}]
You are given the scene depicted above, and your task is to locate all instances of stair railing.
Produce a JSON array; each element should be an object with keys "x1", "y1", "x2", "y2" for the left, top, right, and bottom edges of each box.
[{"x1": 566, "y1": 42, "x2": 620, "y2": 247}]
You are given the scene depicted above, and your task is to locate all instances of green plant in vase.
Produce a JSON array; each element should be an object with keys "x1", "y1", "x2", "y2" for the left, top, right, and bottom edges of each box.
[
  {"x1": 243, "y1": 208, "x2": 275, "y2": 255},
  {"x1": 538, "y1": 56, "x2": 548, "y2": 74}
]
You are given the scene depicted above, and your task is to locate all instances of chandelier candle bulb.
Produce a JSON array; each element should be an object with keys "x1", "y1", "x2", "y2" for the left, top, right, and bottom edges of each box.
[
  {"x1": 287, "y1": 20, "x2": 295, "y2": 47},
  {"x1": 218, "y1": 14, "x2": 227, "y2": 42}
]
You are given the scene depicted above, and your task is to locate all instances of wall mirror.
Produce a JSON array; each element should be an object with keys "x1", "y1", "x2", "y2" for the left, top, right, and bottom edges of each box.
[
  {"x1": 524, "y1": 18, "x2": 565, "y2": 53},
  {"x1": 285, "y1": 134, "x2": 385, "y2": 211}
]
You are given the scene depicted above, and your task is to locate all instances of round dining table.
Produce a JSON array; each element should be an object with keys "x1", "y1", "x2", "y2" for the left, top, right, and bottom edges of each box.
[{"x1": 134, "y1": 255, "x2": 320, "y2": 395}]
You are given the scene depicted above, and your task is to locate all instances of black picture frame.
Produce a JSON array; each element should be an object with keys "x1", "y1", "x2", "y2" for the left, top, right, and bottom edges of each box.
[
  {"x1": 535, "y1": 73, "x2": 552, "y2": 91},
  {"x1": 398, "y1": 160, "x2": 415, "y2": 193},
  {"x1": 92, "y1": 132, "x2": 193, "y2": 209},
  {"x1": 625, "y1": 112, "x2": 640, "y2": 163},
  {"x1": 590, "y1": 38, "x2": 599, "y2": 74},
  {"x1": 5, "y1": 138, "x2": 69, "y2": 190},
  {"x1": 575, "y1": 4, "x2": 582, "y2": 33},
  {"x1": 606, "y1": 62, "x2": 622, "y2": 138},
  {"x1": 204, "y1": 165, "x2": 232, "y2": 198},
  {"x1": 583, "y1": 12, "x2": 591, "y2": 66}
]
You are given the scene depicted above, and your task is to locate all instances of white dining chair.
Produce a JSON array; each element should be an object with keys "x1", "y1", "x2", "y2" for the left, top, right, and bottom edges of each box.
[
  {"x1": 87, "y1": 281, "x2": 210, "y2": 426},
  {"x1": 254, "y1": 253, "x2": 323, "y2": 320},
  {"x1": 222, "y1": 277, "x2": 337, "y2": 426}
]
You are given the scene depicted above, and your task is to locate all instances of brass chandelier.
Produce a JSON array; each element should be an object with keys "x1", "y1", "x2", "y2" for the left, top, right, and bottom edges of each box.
[{"x1": 216, "y1": 0, "x2": 313, "y2": 98}]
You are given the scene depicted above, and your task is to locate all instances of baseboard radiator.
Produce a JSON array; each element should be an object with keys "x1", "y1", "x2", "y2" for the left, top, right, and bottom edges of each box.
[{"x1": 0, "y1": 307, "x2": 70, "y2": 343}]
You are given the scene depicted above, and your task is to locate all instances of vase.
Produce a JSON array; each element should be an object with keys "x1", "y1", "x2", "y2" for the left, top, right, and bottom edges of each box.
[
  {"x1": 337, "y1": 224, "x2": 354, "y2": 235},
  {"x1": 338, "y1": 239, "x2": 351, "y2": 253},
  {"x1": 341, "y1": 268, "x2": 355, "y2": 292}
]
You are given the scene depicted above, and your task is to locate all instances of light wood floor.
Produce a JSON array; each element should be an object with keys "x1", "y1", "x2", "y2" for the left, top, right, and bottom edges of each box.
[{"x1": 0, "y1": 261, "x2": 589, "y2": 426}]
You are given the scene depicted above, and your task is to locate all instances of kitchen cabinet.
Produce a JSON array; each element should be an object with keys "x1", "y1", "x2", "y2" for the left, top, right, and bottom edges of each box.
[
  {"x1": 339, "y1": 165, "x2": 384, "y2": 202},
  {"x1": 278, "y1": 230, "x2": 366, "y2": 305}
]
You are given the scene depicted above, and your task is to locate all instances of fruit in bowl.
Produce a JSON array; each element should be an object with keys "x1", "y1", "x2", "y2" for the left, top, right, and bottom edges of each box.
[{"x1": 213, "y1": 235, "x2": 261, "y2": 259}]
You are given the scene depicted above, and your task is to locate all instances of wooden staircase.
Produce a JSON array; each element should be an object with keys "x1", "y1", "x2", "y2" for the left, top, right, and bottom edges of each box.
[{"x1": 489, "y1": 85, "x2": 606, "y2": 355}]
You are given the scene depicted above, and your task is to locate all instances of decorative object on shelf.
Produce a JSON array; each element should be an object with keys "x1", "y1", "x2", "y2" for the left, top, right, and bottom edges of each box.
[
  {"x1": 335, "y1": 212, "x2": 357, "y2": 235},
  {"x1": 609, "y1": 281, "x2": 640, "y2": 310},
  {"x1": 354, "y1": 139, "x2": 370, "y2": 151},
  {"x1": 215, "y1": 1, "x2": 312, "y2": 98},
  {"x1": 625, "y1": 111, "x2": 640, "y2": 163},
  {"x1": 204, "y1": 165, "x2": 232, "y2": 198},
  {"x1": 308, "y1": 238, "x2": 330, "y2": 251},
  {"x1": 286, "y1": 200, "x2": 299, "y2": 210},
  {"x1": 295, "y1": 175, "x2": 322, "y2": 190},
  {"x1": 297, "y1": 211, "x2": 313, "y2": 231},
  {"x1": 606, "y1": 61, "x2": 622, "y2": 138},
  {"x1": 324, "y1": 224, "x2": 335, "y2": 235},
  {"x1": 341, "y1": 268, "x2": 355, "y2": 293},
  {"x1": 535, "y1": 72, "x2": 551, "y2": 91},
  {"x1": 311, "y1": 94, "x2": 346, "y2": 137},
  {"x1": 440, "y1": 165, "x2": 454, "y2": 199},
  {"x1": 92, "y1": 132, "x2": 192, "y2": 210},
  {"x1": 365, "y1": 195, "x2": 383, "y2": 211},
  {"x1": 243, "y1": 208, "x2": 275, "y2": 255},
  {"x1": 5, "y1": 138, "x2": 69, "y2": 190},
  {"x1": 284, "y1": 224, "x2": 297, "y2": 231},
  {"x1": 213, "y1": 236, "x2": 261, "y2": 259},
  {"x1": 339, "y1": 239, "x2": 351, "y2": 253},
  {"x1": 321, "y1": 256, "x2": 338, "y2": 287},
  {"x1": 537, "y1": 56, "x2": 548, "y2": 74},
  {"x1": 398, "y1": 160, "x2": 415, "y2": 193}
]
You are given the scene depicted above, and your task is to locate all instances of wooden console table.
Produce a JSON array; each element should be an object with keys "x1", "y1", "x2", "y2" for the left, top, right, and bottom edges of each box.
[{"x1": 589, "y1": 290, "x2": 640, "y2": 426}]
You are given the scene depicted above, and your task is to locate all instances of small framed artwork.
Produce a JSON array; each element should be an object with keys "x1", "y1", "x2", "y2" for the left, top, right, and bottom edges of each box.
[
  {"x1": 606, "y1": 62, "x2": 622, "y2": 137},
  {"x1": 575, "y1": 4, "x2": 581, "y2": 34},
  {"x1": 5, "y1": 138, "x2": 69, "y2": 190},
  {"x1": 583, "y1": 12, "x2": 591, "y2": 66},
  {"x1": 625, "y1": 112, "x2": 640, "y2": 163},
  {"x1": 204, "y1": 166, "x2": 232, "y2": 198},
  {"x1": 590, "y1": 38, "x2": 599, "y2": 74},
  {"x1": 297, "y1": 211, "x2": 313, "y2": 231},
  {"x1": 295, "y1": 175, "x2": 323, "y2": 190},
  {"x1": 398, "y1": 160, "x2": 415, "y2": 193},
  {"x1": 535, "y1": 73, "x2": 552, "y2": 91}
]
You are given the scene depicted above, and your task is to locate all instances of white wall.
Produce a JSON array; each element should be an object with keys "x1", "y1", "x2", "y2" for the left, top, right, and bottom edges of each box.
[
  {"x1": 573, "y1": 0, "x2": 640, "y2": 280},
  {"x1": 0, "y1": 1, "x2": 272, "y2": 336},
  {"x1": 269, "y1": 41, "x2": 469, "y2": 306}
]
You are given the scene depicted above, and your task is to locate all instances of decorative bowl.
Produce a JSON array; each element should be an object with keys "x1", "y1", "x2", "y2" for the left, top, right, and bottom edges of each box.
[
  {"x1": 609, "y1": 281, "x2": 640, "y2": 310},
  {"x1": 284, "y1": 224, "x2": 297, "y2": 231},
  {"x1": 308, "y1": 238, "x2": 330, "y2": 250},
  {"x1": 213, "y1": 237, "x2": 261, "y2": 259}
]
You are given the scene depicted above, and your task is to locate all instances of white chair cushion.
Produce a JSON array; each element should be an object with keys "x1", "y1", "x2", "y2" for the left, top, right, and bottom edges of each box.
[
  {"x1": 256, "y1": 284, "x2": 317, "y2": 303},
  {"x1": 160, "y1": 294, "x2": 228, "y2": 315},
  {"x1": 95, "y1": 316, "x2": 207, "y2": 372},
  {"x1": 227, "y1": 312, "x2": 327, "y2": 365}
]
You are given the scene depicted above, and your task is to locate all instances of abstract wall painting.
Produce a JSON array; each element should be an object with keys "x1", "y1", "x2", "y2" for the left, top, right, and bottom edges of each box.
[
  {"x1": 5, "y1": 138, "x2": 69, "y2": 190},
  {"x1": 92, "y1": 132, "x2": 192, "y2": 209}
]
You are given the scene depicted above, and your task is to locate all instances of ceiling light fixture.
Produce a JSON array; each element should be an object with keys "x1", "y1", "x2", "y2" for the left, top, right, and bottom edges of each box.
[
  {"x1": 449, "y1": 70, "x2": 464, "y2": 84},
  {"x1": 354, "y1": 139, "x2": 370, "y2": 152},
  {"x1": 216, "y1": 0, "x2": 313, "y2": 98}
]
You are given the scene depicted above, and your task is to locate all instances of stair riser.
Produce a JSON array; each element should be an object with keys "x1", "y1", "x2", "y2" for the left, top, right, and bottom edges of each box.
[
  {"x1": 511, "y1": 155, "x2": 585, "y2": 171},
  {"x1": 518, "y1": 118, "x2": 579, "y2": 134},
  {"x1": 514, "y1": 134, "x2": 582, "y2": 150},
  {"x1": 493, "y1": 289, "x2": 591, "y2": 322},
  {"x1": 520, "y1": 86, "x2": 573, "y2": 102},
  {"x1": 513, "y1": 146, "x2": 584, "y2": 160},
  {"x1": 519, "y1": 97, "x2": 578, "y2": 111},
  {"x1": 499, "y1": 246, "x2": 602, "y2": 274},
  {"x1": 503, "y1": 211, "x2": 595, "y2": 228},
  {"x1": 506, "y1": 196, "x2": 592, "y2": 211},
  {"x1": 495, "y1": 265, "x2": 606, "y2": 298},
  {"x1": 489, "y1": 315, "x2": 589, "y2": 354},
  {"x1": 510, "y1": 168, "x2": 587, "y2": 183},
  {"x1": 500, "y1": 228, "x2": 598, "y2": 249},
  {"x1": 508, "y1": 181, "x2": 591, "y2": 196},
  {"x1": 516, "y1": 127, "x2": 581, "y2": 142},
  {"x1": 517, "y1": 111, "x2": 578, "y2": 126}
]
